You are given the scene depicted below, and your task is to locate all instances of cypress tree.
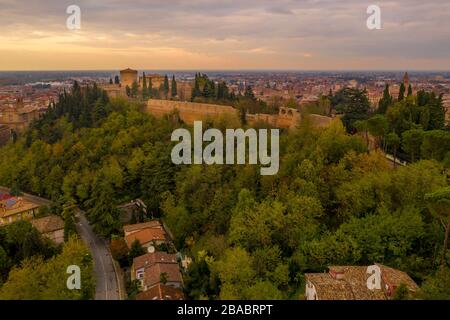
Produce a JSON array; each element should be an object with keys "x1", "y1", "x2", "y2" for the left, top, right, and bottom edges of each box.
[
  {"x1": 131, "y1": 81, "x2": 139, "y2": 98},
  {"x1": 378, "y1": 84, "x2": 392, "y2": 114},
  {"x1": 192, "y1": 74, "x2": 201, "y2": 100},
  {"x1": 142, "y1": 73, "x2": 147, "y2": 99},
  {"x1": 398, "y1": 83, "x2": 405, "y2": 101},
  {"x1": 114, "y1": 75, "x2": 120, "y2": 84},
  {"x1": 171, "y1": 75, "x2": 177, "y2": 98},
  {"x1": 163, "y1": 75, "x2": 170, "y2": 99},
  {"x1": 407, "y1": 84, "x2": 413, "y2": 97},
  {"x1": 109, "y1": 78, "x2": 113, "y2": 84}
]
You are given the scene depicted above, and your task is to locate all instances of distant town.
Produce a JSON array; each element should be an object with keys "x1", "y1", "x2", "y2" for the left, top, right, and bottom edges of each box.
[{"x1": 1, "y1": 70, "x2": 450, "y2": 146}]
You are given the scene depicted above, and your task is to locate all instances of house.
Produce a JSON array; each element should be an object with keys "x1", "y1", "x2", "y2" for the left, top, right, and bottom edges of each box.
[
  {"x1": 124, "y1": 227, "x2": 166, "y2": 249},
  {"x1": 305, "y1": 264, "x2": 419, "y2": 300},
  {"x1": 136, "y1": 284, "x2": 184, "y2": 300},
  {"x1": 132, "y1": 251, "x2": 178, "y2": 282},
  {"x1": 31, "y1": 215, "x2": 65, "y2": 244},
  {"x1": 142, "y1": 262, "x2": 183, "y2": 290},
  {"x1": 123, "y1": 220, "x2": 167, "y2": 248},
  {"x1": 117, "y1": 199, "x2": 147, "y2": 223},
  {"x1": 123, "y1": 220, "x2": 161, "y2": 236},
  {"x1": 0, "y1": 194, "x2": 41, "y2": 226}
]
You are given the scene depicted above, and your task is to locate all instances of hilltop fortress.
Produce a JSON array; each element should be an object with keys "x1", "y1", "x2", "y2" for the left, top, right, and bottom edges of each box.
[
  {"x1": 102, "y1": 68, "x2": 332, "y2": 130},
  {"x1": 145, "y1": 99, "x2": 332, "y2": 129}
]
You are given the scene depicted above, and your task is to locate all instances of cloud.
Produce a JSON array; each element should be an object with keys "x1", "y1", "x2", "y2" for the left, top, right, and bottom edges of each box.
[{"x1": 0, "y1": 0, "x2": 449, "y2": 69}]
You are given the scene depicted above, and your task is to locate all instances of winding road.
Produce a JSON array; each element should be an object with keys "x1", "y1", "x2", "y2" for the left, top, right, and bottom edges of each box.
[
  {"x1": 1, "y1": 186, "x2": 120, "y2": 300},
  {"x1": 75, "y1": 211, "x2": 120, "y2": 300}
]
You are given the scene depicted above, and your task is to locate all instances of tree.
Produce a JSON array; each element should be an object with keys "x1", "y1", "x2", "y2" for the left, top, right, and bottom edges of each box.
[
  {"x1": 421, "y1": 130, "x2": 450, "y2": 162},
  {"x1": 244, "y1": 281, "x2": 283, "y2": 300},
  {"x1": 367, "y1": 115, "x2": 388, "y2": 150},
  {"x1": 62, "y1": 201, "x2": 77, "y2": 241},
  {"x1": 332, "y1": 88, "x2": 370, "y2": 132},
  {"x1": 109, "y1": 78, "x2": 113, "y2": 85},
  {"x1": 3, "y1": 221, "x2": 55, "y2": 264},
  {"x1": 214, "y1": 247, "x2": 256, "y2": 299},
  {"x1": 0, "y1": 246, "x2": 10, "y2": 283},
  {"x1": 407, "y1": 84, "x2": 413, "y2": 97},
  {"x1": 9, "y1": 182, "x2": 23, "y2": 196},
  {"x1": 244, "y1": 86, "x2": 255, "y2": 101},
  {"x1": 398, "y1": 83, "x2": 406, "y2": 101},
  {"x1": 125, "y1": 85, "x2": 131, "y2": 97},
  {"x1": 163, "y1": 75, "x2": 170, "y2": 99},
  {"x1": 142, "y1": 73, "x2": 147, "y2": 99},
  {"x1": 192, "y1": 74, "x2": 201, "y2": 100},
  {"x1": 85, "y1": 179, "x2": 121, "y2": 238},
  {"x1": 425, "y1": 186, "x2": 450, "y2": 265},
  {"x1": 114, "y1": 75, "x2": 120, "y2": 84},
  {"x1": 128, "y1": 239, "x2": 145, "y2": 263},
  {"x1": 378, "y1": 84, "x2": 392, "y2": 114},
  {"x1": 420, "y1": 267, "x2": 450, "y2": 300},
  {"x1": 0, "y1": 237, "x2": 94, "y2": 300},
  {"x1": 131, "y1": 81, "x2": 139, "y2": 98},
  {"x1": 386, "y1": 132, "x2": 401, "y2": 167},
  {"x1": 402, "y1": 129, "x2": 424, "y2": 162},
  {"x1": 428, "y1": 94, "x2": 445, "y2": 130},
  {"x1": 171, "y1": 75, "x2": 177, "y2": 98},
  {"x1": 354, "y1": 120, "x2": 369, "y2": 147},
  {"x1": 110, "y1": 238, "x2": 129, "y2": 267},
  {"x1": 392, "y1": 283, "x2": 411, "y2": 300}
]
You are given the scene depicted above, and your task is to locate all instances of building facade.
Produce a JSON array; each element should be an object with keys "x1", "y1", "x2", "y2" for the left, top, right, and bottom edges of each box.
[{"x1": 0, "y1": 193, "x2": 41, "y2": 226}]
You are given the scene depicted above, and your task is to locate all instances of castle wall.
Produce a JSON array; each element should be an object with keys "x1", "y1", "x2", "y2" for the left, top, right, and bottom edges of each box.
[
  {"x1": 146, "y1": 99, "x2": 239, "y2": 124},
  {"x1": 145, "y1": 99, "x2": 331, "y2": 129}
]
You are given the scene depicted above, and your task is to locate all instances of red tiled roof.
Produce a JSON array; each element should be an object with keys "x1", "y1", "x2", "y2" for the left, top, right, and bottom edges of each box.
[
  {"x1": 143, "y1": 263, "x2": 183, "y2": 288},
  {"x1": 133, "y1": 252, "x2": 177, "y2": 270},
  {"x1": 136, "y1": 284, "x2": 184, "y2": 300},
  {"x1": 31, "y1": 215, "x2": 64, "y2": 234},
  {"x1": 125, "y1": 227, "x2": 166, "y2": 248},
  {"x1": 306, "y1": 264, "x2": 418, "y2": 300},
  {"x1": 123, "y1": 220, "x2": 162, "y2": 234}
]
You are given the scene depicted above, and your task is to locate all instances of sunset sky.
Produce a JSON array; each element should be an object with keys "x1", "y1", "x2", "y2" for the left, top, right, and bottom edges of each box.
[{"x1": 1, "y1": 0, "x2": 450, "y2": 70}]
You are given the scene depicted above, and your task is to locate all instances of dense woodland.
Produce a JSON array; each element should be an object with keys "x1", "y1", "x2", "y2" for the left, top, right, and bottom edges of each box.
[
  {"x1": 0, "y1": 82, "x2": 449, "y2": 299},
  {"x1": 0, "y1": 223, "x2": 94, "y2": 299}
]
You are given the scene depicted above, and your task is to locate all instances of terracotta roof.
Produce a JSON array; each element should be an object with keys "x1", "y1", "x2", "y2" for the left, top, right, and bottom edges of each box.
[
  {"x1": 136, "y1": 284, "x2": 184, "y2": 300},
  {"x1": 376, "y1": 264, "x2": 419, "y2": 292},
  {"x1": 0, "y1": 197, "x2": 40, "y2": 218},
  {"x1": 123, "y1": 220, "x2": 162, "y2": 234},
  {"x1": 306, "y1": 264, "x2": 418, "y2": 300},
  {"x1": 133, "y1": 252, "x2": 178, "y2": 270},
  {"x1": 305, "y1": 273, "x2": 355, "y2": 300},
  {"x1": 31, "y1": 215, "x2": 64, "y2": 234},
  {"x1": 143, "y1": 263, "x2": 183, "y2": 288},
  {"x1": 125, "y1": 227, "x2": 166, "y2": 248},
  {"x1": 120, "y1": 68, "x2": 137, "y2": 73}
]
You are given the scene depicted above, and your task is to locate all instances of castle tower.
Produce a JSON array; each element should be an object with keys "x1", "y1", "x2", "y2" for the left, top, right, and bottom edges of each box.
[{"x1": 120, "y1": 68, "x2": 138, "y2": 88}]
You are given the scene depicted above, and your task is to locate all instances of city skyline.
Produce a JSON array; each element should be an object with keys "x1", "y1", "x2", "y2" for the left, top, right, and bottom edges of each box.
[{"x1": 1, "y1": 0, "x2": 450, "y2": 71}]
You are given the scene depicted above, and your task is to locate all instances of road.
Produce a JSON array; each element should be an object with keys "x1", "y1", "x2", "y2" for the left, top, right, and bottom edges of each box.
[
  {"x1": 1, "y1": 186, "x2": 121, "y2": 300},
  {"x1": 75, "y1": 211, "x2": 121, "y2": 300}
]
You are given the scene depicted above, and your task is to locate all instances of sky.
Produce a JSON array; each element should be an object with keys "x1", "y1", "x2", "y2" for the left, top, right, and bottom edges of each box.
[{"x1": 0, "y1": 0, "x2": 449, "y2": 71}]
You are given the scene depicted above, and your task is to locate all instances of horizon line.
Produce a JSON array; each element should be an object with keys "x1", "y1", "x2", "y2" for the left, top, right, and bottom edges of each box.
[{"x1": 1, "y1": 69, "x2": 450, "y2": 73}]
